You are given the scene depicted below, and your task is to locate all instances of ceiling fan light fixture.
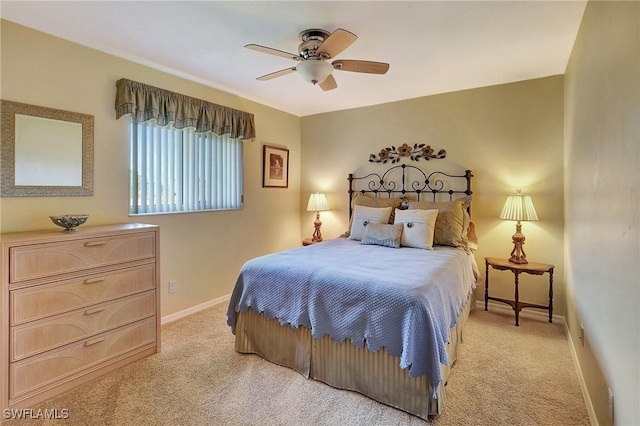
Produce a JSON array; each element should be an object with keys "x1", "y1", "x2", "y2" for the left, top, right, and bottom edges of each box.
[
  {"x1": 296, "y1": 60, "x2": 333, "y2": 85},
  {"x1": 246, "y1": 28, "x2": 389, "y2": 90}
]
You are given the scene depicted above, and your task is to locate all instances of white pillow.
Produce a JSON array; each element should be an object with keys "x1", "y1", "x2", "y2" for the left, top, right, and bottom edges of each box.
[
  {"x1": 348, "y1": 205, "x2": 393, "y2": 241},
  {"x1": 394, "y1": 209, "x2": 439, "y2": 250}
]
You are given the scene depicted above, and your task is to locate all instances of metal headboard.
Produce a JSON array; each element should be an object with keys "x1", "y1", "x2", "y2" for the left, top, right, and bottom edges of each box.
[{"x1": 348, "y1": 164, "x2": 473, "y2": 218}]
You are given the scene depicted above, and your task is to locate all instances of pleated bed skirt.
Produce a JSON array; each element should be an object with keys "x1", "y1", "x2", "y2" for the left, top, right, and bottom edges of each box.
[{"x1": 234, "y1": 296, "x2": 473, "y2": 420}]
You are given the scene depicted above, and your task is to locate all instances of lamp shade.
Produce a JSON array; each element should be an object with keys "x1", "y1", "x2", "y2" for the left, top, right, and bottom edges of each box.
[
  {"x1": 307, "y1": 193, "x2": 329, "y2": 212},
  {"x1": 500, "y1": 190, "x2": 538, "y2": 222},
  {"x1": 297, "y1": 60, "x2": 333, "y2": 84}
]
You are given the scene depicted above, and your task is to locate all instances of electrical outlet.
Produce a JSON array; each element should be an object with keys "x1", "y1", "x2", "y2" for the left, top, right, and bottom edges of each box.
[
  {"x1": 579, "y1": 324, "x2": 585, "y2": 347},
  {"x1": 608, "y1": 387, "x2": 614, "y2": 424},
  {"x1": 168, "y1": 280, "x2": 177, "y2": 294}
]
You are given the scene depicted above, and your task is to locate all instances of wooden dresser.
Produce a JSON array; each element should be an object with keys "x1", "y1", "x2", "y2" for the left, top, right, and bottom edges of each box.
[{"x1": 0, "y1": 223, "x2": 160, "y2": 411}]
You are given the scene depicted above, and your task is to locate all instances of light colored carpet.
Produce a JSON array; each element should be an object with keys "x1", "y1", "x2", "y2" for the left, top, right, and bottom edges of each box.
[{"x1": 5, "y1": 303, "x2": 590, "y2": 425}]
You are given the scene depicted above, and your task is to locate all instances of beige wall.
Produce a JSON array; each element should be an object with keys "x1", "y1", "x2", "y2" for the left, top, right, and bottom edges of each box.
[
  {"x1": 564, "y1": 2, "x2": 640, "y2": 425},
  {"x1": 0, "y1": 20, "x2": 302, "y2": 317},
  {"x1": 300, "y1": 76, "x2": 565, "y2": 314}
]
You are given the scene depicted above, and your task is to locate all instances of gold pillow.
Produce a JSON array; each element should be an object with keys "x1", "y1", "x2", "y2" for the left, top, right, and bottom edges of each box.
[{"x1": 408, "y1": 198, "x2": 470, "y2": 249}]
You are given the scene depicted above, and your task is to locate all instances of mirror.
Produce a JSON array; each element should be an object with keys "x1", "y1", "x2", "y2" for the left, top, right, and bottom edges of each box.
[{"x1": 1, "y1": 100, "x2": 93, "y2": 196}]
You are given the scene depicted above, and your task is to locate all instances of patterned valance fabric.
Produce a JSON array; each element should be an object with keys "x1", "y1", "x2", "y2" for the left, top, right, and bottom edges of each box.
[{"x1": 115, "y1": 78, "x2": 255, "y2": 140}]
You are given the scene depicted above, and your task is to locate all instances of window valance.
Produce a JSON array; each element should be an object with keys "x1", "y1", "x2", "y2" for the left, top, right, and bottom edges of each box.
[{"x1": 115, "y1": 78, "x2": 255, "y2": 140}]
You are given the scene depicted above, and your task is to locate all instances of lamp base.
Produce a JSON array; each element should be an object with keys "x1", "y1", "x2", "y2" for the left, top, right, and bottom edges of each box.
[
  {"x1": 508, "y1": 222, "x2": 528, "y2": 264},
  {"x1": 509, "y1": 253, "x2": 528, "y2": 264},
  {"x1": 311, "y1": 212, "x2": 323, "y2": 242}
]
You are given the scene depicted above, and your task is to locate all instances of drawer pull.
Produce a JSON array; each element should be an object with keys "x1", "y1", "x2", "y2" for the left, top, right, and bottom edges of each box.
[
  {"x1": 84, "y1": 337, "x2": 105, "y2": 347},
  {"x1": 84, "y1": 241, "x2": 106, "y2": 247},
  {"x1": 84, "y1": 307, "x2": 106, "y2": 315},
  {"x1": 84, "y1": 277, "x2": 105, "y2": 284}
]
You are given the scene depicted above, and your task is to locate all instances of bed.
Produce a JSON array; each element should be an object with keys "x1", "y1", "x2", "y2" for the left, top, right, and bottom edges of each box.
[{"x1": 227, "y1": 164, "x2": 478, "y2": 420}]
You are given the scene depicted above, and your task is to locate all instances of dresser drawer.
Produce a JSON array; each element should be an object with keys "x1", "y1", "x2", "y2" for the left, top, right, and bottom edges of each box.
[
  {"x1": 10, "y1": 264, "x2": 156, "y2": 325},
  {"x1": 9, "y1": 232, "x2": 156, "y2": 283},
  {"x1": 11, "y1": 291, "x2": 156, "y2": 361},
  {"x1": 10, "y1": 317, "x2": 156, "y2": 398}
]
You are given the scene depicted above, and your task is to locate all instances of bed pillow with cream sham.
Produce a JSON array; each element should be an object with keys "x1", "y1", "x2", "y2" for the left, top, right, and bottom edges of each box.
[
  {"x1": 360, "y1": 223, "x2": 404, "y2": 248},
  {"x1": 408, "y1": 197, "x2": 470, "y2": 249},
  {"x1": 348, "y1": 205, "x2": 393, "y2": 241},
  {"x1": 345, "y1": 194, "x2": 403, "y2": 236},
  {"x1": 394, "y1": 209, "x2": 439, "y2": 250}
]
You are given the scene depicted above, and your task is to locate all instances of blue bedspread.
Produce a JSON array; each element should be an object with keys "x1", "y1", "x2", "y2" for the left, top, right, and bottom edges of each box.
[{"x1": 227, "y1": 238, "x2": 476, "y2": 394}]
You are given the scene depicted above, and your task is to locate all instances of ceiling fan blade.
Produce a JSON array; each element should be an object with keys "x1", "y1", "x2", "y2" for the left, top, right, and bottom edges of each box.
[
  {"x1": 256, "y1": 67, "x2": 297, "y2": 81},
  {"x1": 317, "y1": 28, "x2": 357, "y2": 59},
  {"x1": 245, "y1": 44, "x2": 301, "y2": 62},
  {"x1": 332, "y1": 60, "x2": 390, "y2": 74},
  {"x1": 318, "y1": 74, "x2": 337, "y2": 91}
]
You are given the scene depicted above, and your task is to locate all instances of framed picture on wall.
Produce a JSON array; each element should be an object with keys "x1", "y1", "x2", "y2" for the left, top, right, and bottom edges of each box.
[{"x1": 262, "y1": 145, "x2": 289, "y2": 188}]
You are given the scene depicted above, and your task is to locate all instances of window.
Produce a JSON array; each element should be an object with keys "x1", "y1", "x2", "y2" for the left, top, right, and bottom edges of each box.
[
  {"x1": 129, "y1": 120, "x2": 243, "y2": 214},
  {"x1": 116, "y1": 78, "x2": 254, "y2": 214}
]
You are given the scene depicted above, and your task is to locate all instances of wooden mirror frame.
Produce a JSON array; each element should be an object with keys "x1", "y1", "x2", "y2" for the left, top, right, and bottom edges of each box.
[{"x1": 1, "y1": 100, "x2": 94, "y2": 196}]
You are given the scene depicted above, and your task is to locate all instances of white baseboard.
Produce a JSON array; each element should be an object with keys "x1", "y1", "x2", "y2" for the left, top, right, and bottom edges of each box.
[
  {"x1": 475, "y1": 299, "x2": 597, "y2": 426},
  {"x1": 564, "y1": 321, "x2": 599, "y2": 426},
  {"x1": 161, "y1": 294, "x2": 230, "y2": 325},
  {"x1": 474, "y1": 299, "x2": 563, "y2": 324}
]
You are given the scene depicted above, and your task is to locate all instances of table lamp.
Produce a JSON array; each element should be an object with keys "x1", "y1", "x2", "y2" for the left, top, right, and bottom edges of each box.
[
  {"x1": 306, "y1": 193, "x2": 329, "y2": 242},
  {"x1": 500, "y1": 189, "x2": 538, "y2": 264}
]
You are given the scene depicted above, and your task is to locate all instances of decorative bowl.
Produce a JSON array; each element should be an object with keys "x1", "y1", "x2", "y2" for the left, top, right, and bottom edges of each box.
[{"x1": 49, "y1": 214, "x2": 89, "y2": 231}]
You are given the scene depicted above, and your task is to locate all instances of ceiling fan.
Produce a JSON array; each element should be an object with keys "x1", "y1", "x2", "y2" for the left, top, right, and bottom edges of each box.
[{"x1": 245, "y1": 28, "x2": 390, "y2": 91}]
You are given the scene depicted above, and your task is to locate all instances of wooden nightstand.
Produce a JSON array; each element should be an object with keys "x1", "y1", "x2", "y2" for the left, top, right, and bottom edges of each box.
[{"x1": 484, "y1": 257, "x2": 555, "y2": 326}]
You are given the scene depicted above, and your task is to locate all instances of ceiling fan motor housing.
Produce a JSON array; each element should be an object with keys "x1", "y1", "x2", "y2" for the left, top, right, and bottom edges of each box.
[
  {"x1": 299, "y1": 29, "x2": 330, "y2": 42},
  {"x1": 298, "y1": 29, "x2": 331, "y2": 59}
]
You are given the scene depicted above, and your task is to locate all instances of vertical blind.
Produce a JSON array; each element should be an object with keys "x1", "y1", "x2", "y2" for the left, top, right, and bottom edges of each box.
[{"x1": 129, "y1": 120, "x2": 243, "y2": 214}]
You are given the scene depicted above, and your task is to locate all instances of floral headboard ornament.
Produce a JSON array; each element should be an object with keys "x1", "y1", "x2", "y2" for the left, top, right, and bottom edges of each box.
[{"x1": 369, "y1": 143, "x2": 446, "y2": 164}]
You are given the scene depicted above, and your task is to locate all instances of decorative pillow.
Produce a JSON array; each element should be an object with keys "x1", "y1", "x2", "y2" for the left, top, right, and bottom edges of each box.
[
  {"x1": 361, "y1": 223, "x2": 404, "y2": 248},
  {"x1": 394, "y1": 209, "x2": 439, "y2": 250},
  {"x1": 345, "y1": 194, "x2": 404, "y2": 236},
  {"x1": 408, "y1": 197, "x2": 471, "y2": 249},
  {"x1": 348, "y1": 205, "x2": 393, "y2": 241}
]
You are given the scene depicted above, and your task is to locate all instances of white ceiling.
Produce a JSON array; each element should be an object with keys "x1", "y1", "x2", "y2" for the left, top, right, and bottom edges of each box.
[{"x1": 1, "y1": 1, "x2": 586, "y2": 117}]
